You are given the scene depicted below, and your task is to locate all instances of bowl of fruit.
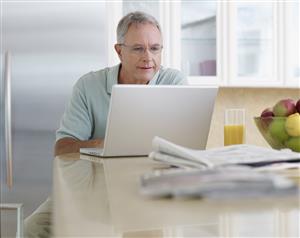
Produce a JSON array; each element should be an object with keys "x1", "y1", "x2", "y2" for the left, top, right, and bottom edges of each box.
[{"x1": 254, "y1": 99, "x2": 300, "y2": 152}]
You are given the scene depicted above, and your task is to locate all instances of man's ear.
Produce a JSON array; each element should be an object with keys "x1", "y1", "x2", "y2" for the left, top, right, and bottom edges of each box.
[{"x1": 114, "y1": 44, "x2": 122, "y2": 61}]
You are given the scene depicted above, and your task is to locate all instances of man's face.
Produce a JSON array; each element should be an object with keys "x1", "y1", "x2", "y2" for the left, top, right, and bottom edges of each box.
[{"x1": 115, "y1": 23, "x2": 163, "y2": 84}]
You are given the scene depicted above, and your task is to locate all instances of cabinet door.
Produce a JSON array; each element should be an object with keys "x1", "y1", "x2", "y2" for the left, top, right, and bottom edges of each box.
[
  {"x1": 229, "y1": 2, "x2": 277, "y2": 86},
  {"x1": 181, "y1": 1, "x2": 217, "y2": 78},
  {"x1": 122, "y1": 0, "x2": 160, "y2": 21},
  {"x1": 285, "y1": 1, "x2": 300, "y2": 86}
]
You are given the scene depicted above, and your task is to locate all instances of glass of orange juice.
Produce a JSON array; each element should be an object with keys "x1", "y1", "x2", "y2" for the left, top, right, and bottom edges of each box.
[{"x1": 224, "y1": 109, "x2": 245, "y2": 146}]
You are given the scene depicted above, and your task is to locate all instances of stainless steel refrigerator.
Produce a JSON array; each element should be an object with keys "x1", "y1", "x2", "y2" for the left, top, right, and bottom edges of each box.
[{"x1": 1, "y1": 2, "x2": 107, "y2": 236}]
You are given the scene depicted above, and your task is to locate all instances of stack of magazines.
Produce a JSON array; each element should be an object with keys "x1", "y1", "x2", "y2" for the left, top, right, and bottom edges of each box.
[{"x1": 139, "y1": 137, "x2": 300, "y2": 199}]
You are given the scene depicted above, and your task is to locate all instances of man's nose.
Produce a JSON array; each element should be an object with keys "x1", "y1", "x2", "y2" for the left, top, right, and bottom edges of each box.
[{"x1": 141, "y1": 48, "x2": 152, "y2": 61}]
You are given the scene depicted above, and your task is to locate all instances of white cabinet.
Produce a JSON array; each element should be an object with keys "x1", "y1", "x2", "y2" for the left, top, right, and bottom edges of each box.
[
  {"x1": 107, "y1": 0, "x2": 299, "y2": 88},
  {"x1": 284, "y1": 1, "x2": 300, "y2": 87},
  {"x1": 181, "y1": 1, "x2": 217, "y2": 77},
  {"x1": 229, "y1": 2, "x2": 276, "y2": 85}
]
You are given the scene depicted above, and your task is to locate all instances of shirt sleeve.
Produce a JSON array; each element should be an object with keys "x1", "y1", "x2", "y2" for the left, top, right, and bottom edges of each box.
[{"x1": 56, "y1": 78, "x2": 92, "y2": 141}]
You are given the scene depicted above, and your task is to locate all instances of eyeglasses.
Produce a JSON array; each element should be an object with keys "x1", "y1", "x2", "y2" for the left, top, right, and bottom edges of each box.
[{"x1": 119, "y1": 44, "x2": 163, "y2": 55}]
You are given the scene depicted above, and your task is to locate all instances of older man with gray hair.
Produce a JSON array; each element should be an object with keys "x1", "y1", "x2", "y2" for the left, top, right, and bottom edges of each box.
[{"x1": 24, "y1": 11, "x2": 186, "y2": 237}]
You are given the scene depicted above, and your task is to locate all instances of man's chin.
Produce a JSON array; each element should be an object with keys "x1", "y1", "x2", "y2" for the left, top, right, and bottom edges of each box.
[
  {"x1": 140, "y1": 78, "x2": 152, "y2": 84},
  {"x1": 136, "y1": 74, "x2": 154, "y2": 84}
]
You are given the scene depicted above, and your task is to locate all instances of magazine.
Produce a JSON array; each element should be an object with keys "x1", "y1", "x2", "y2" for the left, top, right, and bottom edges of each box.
[{"x1": 140, "y1": 167, "x2": 298, "y2": 199}]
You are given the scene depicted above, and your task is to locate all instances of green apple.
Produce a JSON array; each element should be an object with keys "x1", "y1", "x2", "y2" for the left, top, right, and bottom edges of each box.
[
  {"x1": 285, "y1": 137, "x2": 300, "y2": 152},
  {"x1": 273, "y1": 99, "x2": 296, "y2": 116},
  {"x1": 269, "y1": 119, "x2": 289, "y2": 143},
  {"x1": 285, "y1": 113, "x2": 300, "y2": 137}
]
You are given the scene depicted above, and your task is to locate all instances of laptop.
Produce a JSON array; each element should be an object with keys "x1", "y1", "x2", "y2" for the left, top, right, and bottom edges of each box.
[{"x1": 80, "y1": 85, "x2": 218, "y2": 157}]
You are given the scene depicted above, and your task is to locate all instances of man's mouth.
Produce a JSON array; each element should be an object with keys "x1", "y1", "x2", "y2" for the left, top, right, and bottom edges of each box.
[{"x1": 138, "y1": 66, "x2": 153, "y2": 70}]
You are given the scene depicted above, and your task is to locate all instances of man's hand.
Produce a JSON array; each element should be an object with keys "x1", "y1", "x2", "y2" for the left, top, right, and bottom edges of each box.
[{"x1": 54, "y1": 138, "x2": 104, "y2": 156}]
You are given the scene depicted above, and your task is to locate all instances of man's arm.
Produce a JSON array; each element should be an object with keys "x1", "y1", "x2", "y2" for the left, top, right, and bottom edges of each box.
[{"x1": 54, "y1": 137, "x2": 104, "y2": 156}]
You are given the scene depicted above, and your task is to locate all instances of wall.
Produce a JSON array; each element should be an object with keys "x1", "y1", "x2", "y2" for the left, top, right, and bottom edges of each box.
[{"x1": 206, "y1": 87, "x2": 300, "y2": 148}]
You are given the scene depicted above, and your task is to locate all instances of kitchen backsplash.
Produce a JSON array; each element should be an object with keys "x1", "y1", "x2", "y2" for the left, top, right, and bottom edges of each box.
[{"x1": 206, "y1": 87, "x2": 300, "y2": 148}]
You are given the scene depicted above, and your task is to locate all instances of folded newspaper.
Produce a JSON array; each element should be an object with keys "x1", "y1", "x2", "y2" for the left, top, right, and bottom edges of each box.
[{"x1": 149, "y1": 137, "x2": 300, "y2": 170}]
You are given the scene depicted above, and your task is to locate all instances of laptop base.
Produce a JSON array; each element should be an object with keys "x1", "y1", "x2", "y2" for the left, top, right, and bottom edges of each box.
[{"x1": 79, "y1": 148, "x2": 147, "y2": 158}]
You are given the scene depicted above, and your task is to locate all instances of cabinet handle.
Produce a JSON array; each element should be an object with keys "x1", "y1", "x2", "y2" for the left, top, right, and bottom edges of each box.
[{"x1": 4, "y1": 51, "x2": 13, "y2": 188}]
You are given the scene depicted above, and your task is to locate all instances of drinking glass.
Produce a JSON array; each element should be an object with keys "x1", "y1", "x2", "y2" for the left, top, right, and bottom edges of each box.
[{"x1": 224, "y1": 109, "x2": 246, "y2": 146}]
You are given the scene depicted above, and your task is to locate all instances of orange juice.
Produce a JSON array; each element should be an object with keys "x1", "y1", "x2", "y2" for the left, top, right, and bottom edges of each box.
[{"x1": 224, "y1": 124, "x2": 245, "y2": 146}]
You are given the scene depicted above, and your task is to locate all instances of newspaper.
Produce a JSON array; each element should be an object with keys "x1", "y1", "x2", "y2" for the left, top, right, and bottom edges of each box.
[
  {"x1": 149, "y1": 137, "x2": 300, "y2": 169},
  {"x1": 140, "y1": 167, "x2": 298, "y2": 199}
]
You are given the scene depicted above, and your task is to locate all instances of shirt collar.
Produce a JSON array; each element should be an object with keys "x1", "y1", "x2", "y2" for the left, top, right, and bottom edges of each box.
[
  {"x1": 106, "y1": 64, "x2": 120, "y2": 95},
  {"x1": 148, "y1": 68, "x2": 160, "y2": 85},
  {"x1": 106, "y1": 64, "x2": 161, "y2": 94}
]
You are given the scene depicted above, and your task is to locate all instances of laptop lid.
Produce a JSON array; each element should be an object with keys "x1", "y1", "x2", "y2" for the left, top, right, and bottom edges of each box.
[{"x1": 101, "y1": 85, "x2": 218, "y2": 157}]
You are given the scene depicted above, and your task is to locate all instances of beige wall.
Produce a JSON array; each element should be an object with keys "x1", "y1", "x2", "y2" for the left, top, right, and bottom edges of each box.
[{"x1": 206, "y1": 87, "x2": 300, "y2": 149}]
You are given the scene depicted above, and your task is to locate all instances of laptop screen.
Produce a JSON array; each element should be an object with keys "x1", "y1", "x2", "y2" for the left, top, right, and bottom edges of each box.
[{"x1": 101, "y1": 85, "x2": 218, "y2": 157}]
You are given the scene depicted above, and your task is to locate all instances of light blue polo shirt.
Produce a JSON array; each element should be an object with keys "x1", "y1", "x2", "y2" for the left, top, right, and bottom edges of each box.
[{"x1": 56, "y1": 64, "x2": 187, "y2": 141}]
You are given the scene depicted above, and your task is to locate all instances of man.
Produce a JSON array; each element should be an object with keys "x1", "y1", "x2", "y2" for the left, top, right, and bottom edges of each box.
[
  {"x1": 54, "y1": 11, "x2": 186, "y2": 156},
  {"x1": 24, "y1": 11, "x2": 186, "y2": 237}
]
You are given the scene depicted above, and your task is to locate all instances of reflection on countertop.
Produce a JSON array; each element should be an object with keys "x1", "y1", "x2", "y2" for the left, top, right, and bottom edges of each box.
[
  {"x1": 53, "y1": 154, "x2": 300, "y2": 237},
  {"x1": 53, "y1": 155, "x2": 114, "y2": 237}
]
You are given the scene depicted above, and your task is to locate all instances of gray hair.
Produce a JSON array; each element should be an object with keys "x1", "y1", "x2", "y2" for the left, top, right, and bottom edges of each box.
[{"x1": 117, "y1": 11, "x2": 162, "y2": 44}]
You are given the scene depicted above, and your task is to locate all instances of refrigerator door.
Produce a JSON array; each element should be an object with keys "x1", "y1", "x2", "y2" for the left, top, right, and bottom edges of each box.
[{"x1": 1, "y1": 2, "x2": 107, "y2": 236}]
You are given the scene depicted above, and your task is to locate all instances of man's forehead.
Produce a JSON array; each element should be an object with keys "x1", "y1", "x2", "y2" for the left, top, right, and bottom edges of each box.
[{"x1": 124, "y1": 22, "x2": 162, "y2": 43}]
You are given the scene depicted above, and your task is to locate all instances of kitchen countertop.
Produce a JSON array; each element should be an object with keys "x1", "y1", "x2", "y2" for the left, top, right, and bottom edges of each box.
[
  {"x1": 53, "y1": 153, "x2": 300, "y2": 237},
  {"x1": 53, "y1": 87, "x2": 300, "y2": 237}
]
